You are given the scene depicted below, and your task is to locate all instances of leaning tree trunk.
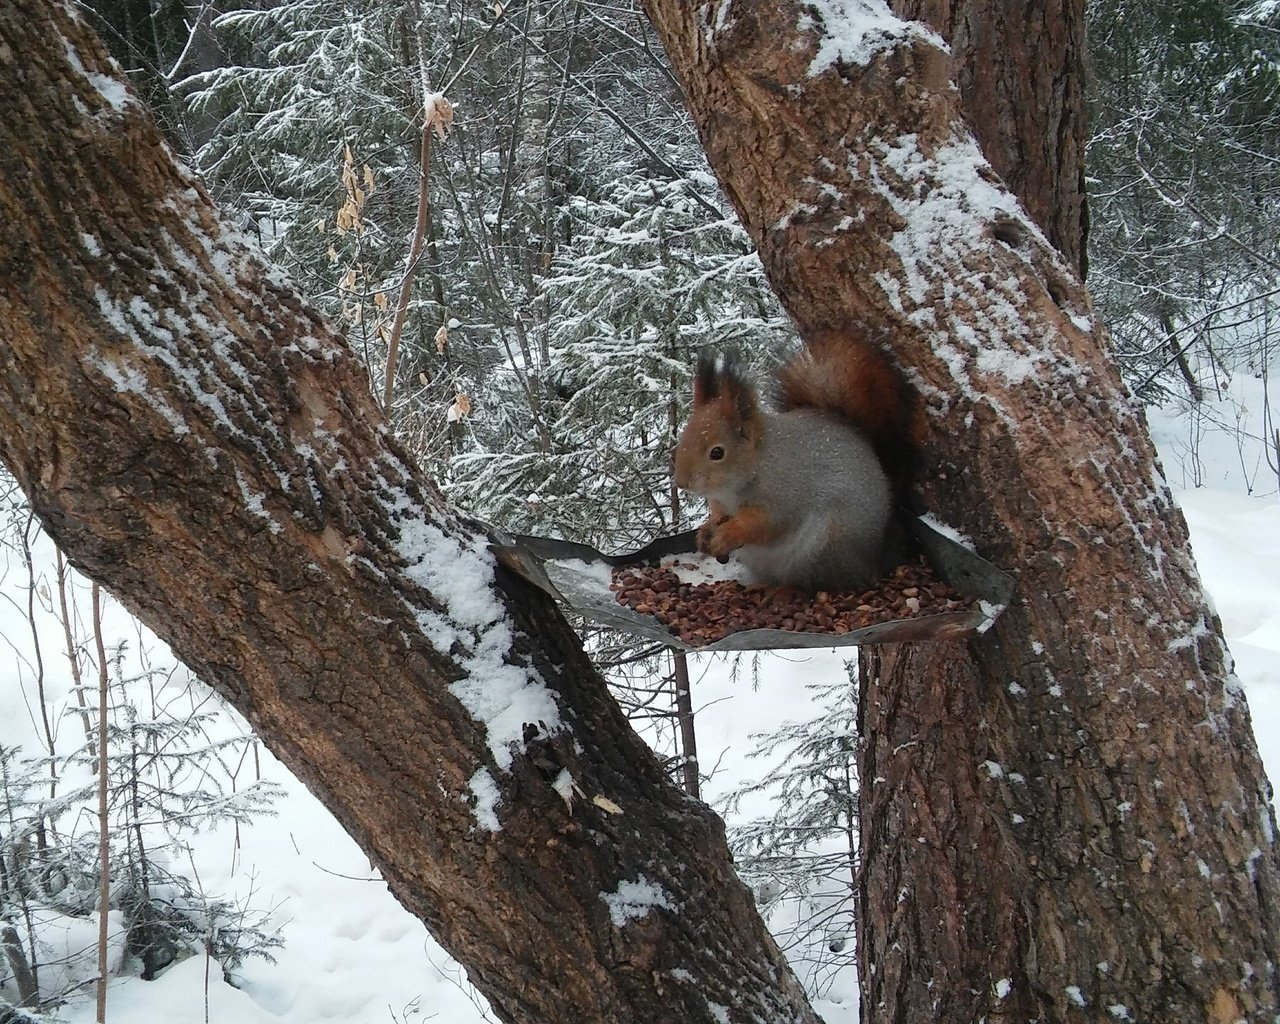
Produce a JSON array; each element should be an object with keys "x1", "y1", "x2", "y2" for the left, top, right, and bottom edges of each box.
[
  {"x1": 0, "y1": 6, "x2": 820, "y2": 1023},
  {"x1": 637, "y1": 0, "x2": 1280, "y2": 1021}
]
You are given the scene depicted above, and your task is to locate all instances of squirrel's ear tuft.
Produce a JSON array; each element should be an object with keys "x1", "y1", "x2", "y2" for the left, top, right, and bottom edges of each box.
[
  {"x1": 693, "y1": 348, "x2": 721, "y2": 406},
  {"x1": 717, "y1": 349, "x2": 758, "y2": 425},
  {"x1": 693, "y1": 348, "x2": 758, "y2": 421}
]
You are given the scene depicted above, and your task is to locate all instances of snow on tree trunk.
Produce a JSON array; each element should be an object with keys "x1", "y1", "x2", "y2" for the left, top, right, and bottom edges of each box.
[
  {"x1": 638, "y1": 0, "x2": 1280, "y2": 1020},
  {"x1": 893, "y1": 0, "x2": 1088, "y2": 276},
  {"x1": 0, "y1": 5, "x2": 821, "y2": 1023}
]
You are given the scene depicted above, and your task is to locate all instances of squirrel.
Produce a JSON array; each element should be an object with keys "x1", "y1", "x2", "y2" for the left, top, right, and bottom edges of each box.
[{"x1": 673, "y1": 330, "x2": 916, "y2": 593}]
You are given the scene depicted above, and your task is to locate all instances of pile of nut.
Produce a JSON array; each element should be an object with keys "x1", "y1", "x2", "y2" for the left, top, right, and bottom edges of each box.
[{"x1": 610, "y1": 558, "x2": 973, "y2": 647}]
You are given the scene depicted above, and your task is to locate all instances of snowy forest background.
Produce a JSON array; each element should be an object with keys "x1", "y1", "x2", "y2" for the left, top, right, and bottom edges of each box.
[{"x1": 2, "y1": 0, "x2": 1280, "y2": 1020}]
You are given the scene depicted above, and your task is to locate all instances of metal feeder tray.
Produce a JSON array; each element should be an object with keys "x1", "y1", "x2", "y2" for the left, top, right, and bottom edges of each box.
[{"x1": 493, "y1": 516, "x2": 1014, "y2": 652}]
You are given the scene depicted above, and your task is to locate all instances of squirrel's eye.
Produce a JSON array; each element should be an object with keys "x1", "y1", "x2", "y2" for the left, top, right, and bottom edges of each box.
[{"x1": 709, "y1": 445, "x2": 725, "y2": 461}]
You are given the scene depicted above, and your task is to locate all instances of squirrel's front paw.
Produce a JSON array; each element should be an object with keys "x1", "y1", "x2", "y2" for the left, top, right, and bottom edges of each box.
[
  {"x1": 696, "y1": 512, "x2": 728, "y2": 553},
  {"x1": 698, "y1": 519, "x2": 740, "y2": 563}
]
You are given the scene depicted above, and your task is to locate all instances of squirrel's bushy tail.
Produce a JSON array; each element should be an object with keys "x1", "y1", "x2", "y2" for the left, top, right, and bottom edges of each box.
[{"x1": 775, "y1": 329, "x2": 918, "y2": 505}]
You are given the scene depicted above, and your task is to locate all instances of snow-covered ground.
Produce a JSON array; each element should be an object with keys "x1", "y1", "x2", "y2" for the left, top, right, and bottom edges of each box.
[{"x1": 1, "y1": 385, "x2": 1278, "y2": 1024}]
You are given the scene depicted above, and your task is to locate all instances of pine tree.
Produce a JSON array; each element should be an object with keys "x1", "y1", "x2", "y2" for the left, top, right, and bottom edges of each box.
[
  {"x1": 182, "y1": 1, "x2": 424, "y2": 402},
  {"x1": 0, "y1": 490, "x2": 283, "y2": 1007},
  {"x1": 74, "y1": 648, "x2": 283, "y2": 982},
  {"x1": 720, "y1": 669, "x2": 857, "y2": 997},
  {"x1": 452, "y1": 161, "x2": 790, "y2": 546},
  {"x1": 1087, "y1": 0, "x2": 1280, "y2": 408}
]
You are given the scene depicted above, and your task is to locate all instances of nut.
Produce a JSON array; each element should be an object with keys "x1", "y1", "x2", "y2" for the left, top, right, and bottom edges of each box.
[{"x1": 610, "y1": 558, "x2": 974, "y2": 647}]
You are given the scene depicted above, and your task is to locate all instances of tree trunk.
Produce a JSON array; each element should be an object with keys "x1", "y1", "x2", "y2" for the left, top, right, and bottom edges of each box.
[
  {"x1": 0, "y1": 6, "x2": 818, "y2": 1023},
  {"x1": 637, "y1": 0, "x2": 1280, "y2": 1021},
  {"x1": 892, "y1": 0, "x2": 1089, "y2": 276}
]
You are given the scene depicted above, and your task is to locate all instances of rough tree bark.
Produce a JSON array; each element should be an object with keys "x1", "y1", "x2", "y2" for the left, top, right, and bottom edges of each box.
[
  {"x1": 636, "y1": 0, "x2": 1280, "y2": 1021},
  {"x1": 0, "y1": 5, "x2": 819, "y2": 1023},
  {"x1": 893, "y1": 0, "x2": 1089, "y2": 276}
]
